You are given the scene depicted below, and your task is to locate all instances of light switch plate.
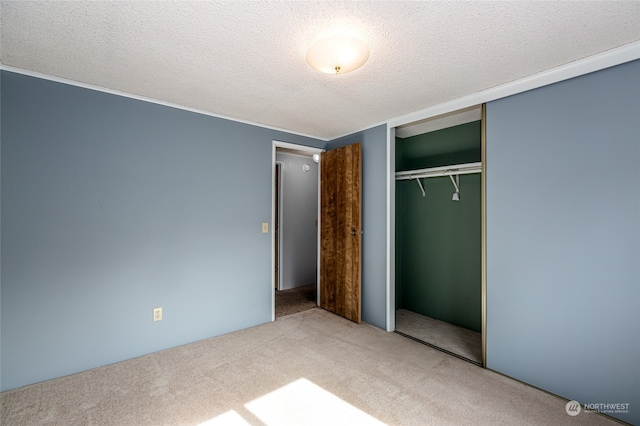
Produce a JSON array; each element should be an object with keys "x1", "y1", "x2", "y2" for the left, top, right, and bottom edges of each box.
[{"x1": 262, "y1": 222, "x2": 269, "y2": 233}]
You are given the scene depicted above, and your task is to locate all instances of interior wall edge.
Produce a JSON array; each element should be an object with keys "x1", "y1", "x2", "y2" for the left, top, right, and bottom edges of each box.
[{"x1": 385, "y1": 124, "x2": 396, "y2": 332}]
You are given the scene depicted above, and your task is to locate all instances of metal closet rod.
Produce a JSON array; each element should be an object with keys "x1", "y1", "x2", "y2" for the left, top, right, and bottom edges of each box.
[{"x1": 395, "y1": 162, "x2": 482, "y2": 181}]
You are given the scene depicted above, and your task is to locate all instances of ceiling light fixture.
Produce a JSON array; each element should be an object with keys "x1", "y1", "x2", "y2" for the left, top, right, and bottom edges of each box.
[{"x1": 306, "y1": 36, "x2": 369, "y2": 75}]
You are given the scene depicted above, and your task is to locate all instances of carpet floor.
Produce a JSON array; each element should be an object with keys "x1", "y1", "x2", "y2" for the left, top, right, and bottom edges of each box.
[
  {"x1": 275, "y1": 284, "x2": 316, "y2": 318},
  {"x1": 1, "y1": 308, "x2": 617, "y2": 425}
]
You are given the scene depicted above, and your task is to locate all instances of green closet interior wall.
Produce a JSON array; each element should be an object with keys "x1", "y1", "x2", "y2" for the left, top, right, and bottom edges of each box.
[{"x1": 396, "y1": 121, "x2": 482, "y2": 332}]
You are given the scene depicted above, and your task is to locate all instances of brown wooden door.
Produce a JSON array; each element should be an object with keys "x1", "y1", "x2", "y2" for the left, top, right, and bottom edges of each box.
[{"x1": 320, "y1": 142, "x2": 362, "y2": 323}]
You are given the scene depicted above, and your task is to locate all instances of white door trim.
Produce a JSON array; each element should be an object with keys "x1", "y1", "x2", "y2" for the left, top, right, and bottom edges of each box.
[
  {"x1": 386, "y1": 125, "x2": 396, "y2": 332},
  {"x1": 275, "y1": 161, "x2": 283, "y2": 291}
]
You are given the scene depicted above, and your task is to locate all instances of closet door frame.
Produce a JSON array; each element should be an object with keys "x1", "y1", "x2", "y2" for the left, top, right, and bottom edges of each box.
[
  {"x1": 481, "y1": 104, "x2": 487, "y2": 367},
  {"x1": 389, "y1": 104, "x2": 487, "y2": 368}
]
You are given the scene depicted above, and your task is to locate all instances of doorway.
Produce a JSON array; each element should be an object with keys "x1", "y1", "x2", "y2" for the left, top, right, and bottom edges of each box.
[
  {"x1": 393, "y1": 106, "x2": 484, "y2": 366},
  {"x1": 271, "y1": 141, "x2": 363, "y2": 324},
  {"x1": 272, "y1": 142, "x2": 323, "y2": 319}
]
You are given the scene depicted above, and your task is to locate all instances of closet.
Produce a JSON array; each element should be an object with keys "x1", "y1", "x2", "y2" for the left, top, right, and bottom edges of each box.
[{"x1": 395, "y1": 117, "x2": 483, "y2": 365}]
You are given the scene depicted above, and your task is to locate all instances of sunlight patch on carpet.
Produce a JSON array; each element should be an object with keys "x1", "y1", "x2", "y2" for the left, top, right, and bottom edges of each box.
[
  {"x1": 244, "y1": 378, "x2": 387, "y2": 426},
  {"x1": 198, "y1": 410, "x2": 251, "y2": 426}
]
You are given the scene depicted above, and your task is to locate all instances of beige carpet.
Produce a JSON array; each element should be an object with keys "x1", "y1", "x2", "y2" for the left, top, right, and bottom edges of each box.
[
  {"x1": 275, "y1": 284, "x2": 316, "y2": 318},
  {"x1": 395, "y1": 309, "x2": 482, "y2": 365},
  {"x1": 0, "y1": 308, "x2": 617, "y2": 426}
]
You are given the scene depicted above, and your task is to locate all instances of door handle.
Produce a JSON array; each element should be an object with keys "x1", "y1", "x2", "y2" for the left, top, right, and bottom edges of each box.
[{"x1": 351, "y1": 227, "x2": 358, "y2": 236}]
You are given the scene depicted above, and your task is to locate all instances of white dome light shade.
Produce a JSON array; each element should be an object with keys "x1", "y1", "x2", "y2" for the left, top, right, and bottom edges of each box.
[{"x1": 306, "y1": 36, "x2": 369, "y2": 75}]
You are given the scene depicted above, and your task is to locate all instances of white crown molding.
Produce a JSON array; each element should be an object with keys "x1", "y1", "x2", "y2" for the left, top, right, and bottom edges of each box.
[
  {"x1": 386, "y1": 41, "x2": 640, "y2": 130},
  {"x1": 3, "y1": 40, "x2": 638, "y2": 143},
  {"x1": 0, "y1": 64, "x2": 327, "y2": 142}
]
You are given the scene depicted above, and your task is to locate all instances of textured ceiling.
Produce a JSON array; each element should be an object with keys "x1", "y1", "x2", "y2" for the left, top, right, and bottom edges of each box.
[{"x1": 1, "y1": 1, "x2": 639, "y2": 140}]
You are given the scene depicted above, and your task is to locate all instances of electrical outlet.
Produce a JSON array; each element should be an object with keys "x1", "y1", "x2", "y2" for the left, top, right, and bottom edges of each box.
[
  {"x1": 262, "y1": 222, "x2": 269, "y2": 233},
  {"x1": 153, "y1": 307, "x2": 162, "y2": 322}
]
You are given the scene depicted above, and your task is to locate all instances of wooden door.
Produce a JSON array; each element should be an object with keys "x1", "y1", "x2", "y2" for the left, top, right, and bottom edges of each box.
[{"x1": 320, "y1": 142, "x2": 362, "y2": 323}]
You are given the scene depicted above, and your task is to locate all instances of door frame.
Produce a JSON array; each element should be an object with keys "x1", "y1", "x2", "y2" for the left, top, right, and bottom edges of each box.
[
  {"x1": 274, "y1": 161, "x2": 283, "y2": 291},
  {"x1": 271, "y1": 141, "x2": 324, "y2": 321}
]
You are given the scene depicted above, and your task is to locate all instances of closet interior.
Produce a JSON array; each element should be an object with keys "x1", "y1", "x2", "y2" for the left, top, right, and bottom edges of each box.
[{"x1": 395, "y1": 108, "x2": 483, "y2": 366}]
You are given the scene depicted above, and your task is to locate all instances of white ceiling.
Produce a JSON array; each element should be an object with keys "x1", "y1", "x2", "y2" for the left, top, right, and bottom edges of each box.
[{"x1": 1, "y1": 1, "x2": 638, "y2": 140}]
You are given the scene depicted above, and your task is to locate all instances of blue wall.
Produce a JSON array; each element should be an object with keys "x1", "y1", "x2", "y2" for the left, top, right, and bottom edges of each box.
[
  {"x1": 0, "y1": 71, "x2": 324, "y2": 391},
  {"x1": 328, "y1": 125, "x2": 388, "y2": 330},
  {"x1": 486, "y1": 60, "x2": 639, "y2": 424}
]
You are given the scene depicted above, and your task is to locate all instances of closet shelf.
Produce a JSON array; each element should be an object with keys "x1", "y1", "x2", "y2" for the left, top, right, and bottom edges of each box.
[{"x1": 395, "y1": 162, "x2": 482, "y2": 181}]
